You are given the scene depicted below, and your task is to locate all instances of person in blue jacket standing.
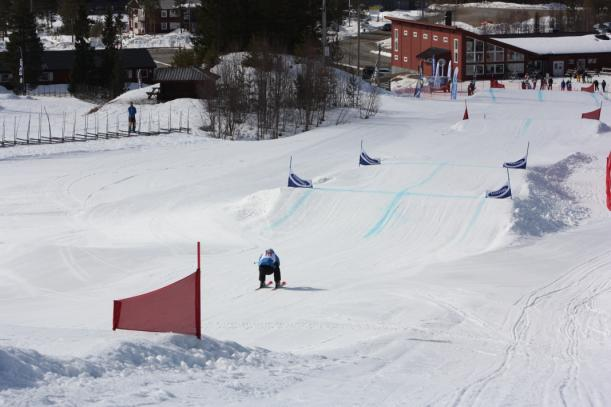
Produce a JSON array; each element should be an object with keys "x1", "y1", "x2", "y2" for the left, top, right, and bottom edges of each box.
[
  {"x1": 258, "y1": 249, "x2": 281, "y2": 288},
  {"x1": 128, "y1": 102, "x2": 137, "y2": 133}
]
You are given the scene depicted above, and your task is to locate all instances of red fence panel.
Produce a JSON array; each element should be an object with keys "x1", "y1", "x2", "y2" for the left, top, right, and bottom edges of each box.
[
  {"x1": 581, "y1": 84, "x2": 595, "y2": 93},
  {"x1": 113, "y1": 269, "x2": 201, "y2": 338},
  {"x1": 581, "y1": 108, "x2": 601, "y2": 120},
  {"x1": 606, "y1": 152, "x2": 611, "y2": 211}
]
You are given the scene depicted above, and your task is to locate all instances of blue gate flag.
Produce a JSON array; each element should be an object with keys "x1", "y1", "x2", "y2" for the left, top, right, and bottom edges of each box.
[
  {"x1": 486, "y1": 169, "x2": 512, "y2": 199},
  {"x1": 486, "y1": 184, "x2": 512, "y2": 199},
  {"x1": 359, "y1": 141, "x2": 381, "y2": 166},
  {"x1": 451, "y1": 67, "x2": 459, "y2": 100},
  {"x1": 288, "y1": 157, "x2": 313, "y2": 188},
  {"x1": 503, "y1": 142, "x2": 529, "y2": 170}
]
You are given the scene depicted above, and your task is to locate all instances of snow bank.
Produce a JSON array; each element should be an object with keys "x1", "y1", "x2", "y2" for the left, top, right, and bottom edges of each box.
[{"x1": 512, "y1": 153, "x2": 593, "y2": 237}]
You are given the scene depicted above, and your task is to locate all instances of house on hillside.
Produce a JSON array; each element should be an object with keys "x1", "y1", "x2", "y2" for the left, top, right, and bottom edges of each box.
[
  {"x1": 0, "y1": 49, "x2": 156, "y2": 88},
  {"x1": 127, "y1": 0, "x2": 199, "y2": 35},
  {"x1": 387, "y1": 15, "x2": 611, "y2": 80}
]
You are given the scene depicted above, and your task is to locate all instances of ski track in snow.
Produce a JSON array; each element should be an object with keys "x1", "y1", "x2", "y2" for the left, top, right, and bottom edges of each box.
[{"x1": 1, "y1": 86, "x2": 611, "y2": 405}]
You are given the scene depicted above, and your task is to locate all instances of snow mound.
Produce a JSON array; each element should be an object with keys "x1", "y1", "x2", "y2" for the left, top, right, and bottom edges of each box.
[
  {"x1": 0, "y1": 335, "x2": 289, "y2": 391},
  {"x1": 512, "y1": 153, "x2": 593, "y2": 237},
  {"x1": 225, "y1": 189, "x2": 282, "y2": 223}
]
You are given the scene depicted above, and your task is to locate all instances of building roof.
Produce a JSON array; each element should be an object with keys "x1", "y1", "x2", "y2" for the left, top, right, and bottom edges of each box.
[
  {"x1": 159, "y1": 0, "x2": 201, "y2": 8},
  {"x1": 42, "y1": 49, "x2": 156, "y2": 71},
  {"x1": 154, "y1": 66, "x2": 218, "y2": 82},
  {"x1": 492, "y1": 34, "x2": 611, "y2": 55}
]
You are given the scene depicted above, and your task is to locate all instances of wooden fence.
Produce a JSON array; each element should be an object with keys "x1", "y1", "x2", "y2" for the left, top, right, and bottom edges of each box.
[{"x1": 0, "y1": 107, "x2": 191, "y2": 148}]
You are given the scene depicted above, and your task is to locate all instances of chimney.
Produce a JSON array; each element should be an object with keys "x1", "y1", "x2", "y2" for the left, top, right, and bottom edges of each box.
[{"x1": 445, "y1": 11, "x2": 452, "y2": 26}]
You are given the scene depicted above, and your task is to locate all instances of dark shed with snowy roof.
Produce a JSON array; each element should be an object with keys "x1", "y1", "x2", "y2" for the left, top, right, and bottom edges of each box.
[{"x1": 153, "y1": 66, "x2": 218, "y2": 101}]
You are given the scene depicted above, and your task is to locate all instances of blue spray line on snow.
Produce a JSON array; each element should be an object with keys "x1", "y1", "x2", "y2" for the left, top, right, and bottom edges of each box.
[
  {"x1": 590, "y1": 91, "x2": 600, "y2": 106},
  {"x1": 488, "y1": 88, "x2": 497, "y2": 102},
  {"x1": 364, "y1": 163, "x2": 447, "y2": 238},
  {"x1": 384, "y1": 160, "x2": 498, "y2": 170},
  {"x1": 314, "y1": 186, "x2": 395, "y2": 195},
  {"x1": 519, "y1": 118, "x2": 533, "y2": 137},
  {"x1": 269, "y1": 189, "x2": 313, "y2": 229},
  {"x1": 457, "y1": 198, "x2": 486, "y2": 243},
  {"x1": 537, "y1": 90, "x2": 544, "y2": 102}
]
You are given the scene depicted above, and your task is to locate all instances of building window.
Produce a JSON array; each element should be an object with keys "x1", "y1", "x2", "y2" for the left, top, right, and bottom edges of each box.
[
  {"x1": 443, "y1": 36, "x2": 448, "y2": 43},
  {"x1": 506, "y1": 50, "x2": 524, "y2": 62},
  {"x1": 161, "y1": 22, "x2": 168, "y2": 30},
  {"x1": 433, "y1": 35, "x2": 438, "y2": 41},
  {"x1": 403, "y1": 30, "x2": 408, "y2": 36},
  {"x1": 394, "y1": 55, "x2": 399, "y2": 61},
  {"x1": 161, "y1": 10, "x2": 167, "y2": 18},
  {"x1": 403, "y1": 56, "x2": 408, "y2": 62},
  {"x1": 413, "y1": 31, "x2": 418, "y2": 38},
  {"x1": 486, "y1": 43, "x2": 504, "y2": 63},
  {"x1": 0, "y1": 73, "x2": 13, "y2": 83},
  {"x1": 507, "y1": 62, "x2": 525, "y2": 75},
  {"x1": 465, "y1": 64, "x2": 484, "y2": 77},
  {"x1": 466, "y1": 38, "x2": 484, "y2": 63},
  {"x1": 453, "y1": 38, "x2": 459, "y2": 63},
  {"x1": 183, "y1": 11, "x2": 190, "y2": 21},
  {"x1": 394, "y1": 28, "x2": 399, "y2": 52},
  {"x1": 423, "y1": 33, "x2": 428, "y2": 39},
  {"x1": 169, "y1": 9, "x2": 179, "y2": 18},
  {"x1": 486, "y1": 64, "x2": 505, "y2": 75},
  {"x1": 169, "y1": 22, "x2": 180, "y2": 30},
  {"x1": 587, "y1": 58, "x2": 597, "y2": 64}
]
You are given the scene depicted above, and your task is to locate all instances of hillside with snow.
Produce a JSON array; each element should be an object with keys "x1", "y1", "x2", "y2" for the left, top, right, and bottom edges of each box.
[{"x1": 0, "y1": 81, "x2": 610, "y2": 406}]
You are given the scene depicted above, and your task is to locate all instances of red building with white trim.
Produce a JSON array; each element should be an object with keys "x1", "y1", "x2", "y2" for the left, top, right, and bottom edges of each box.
[{"x1": 386, "y1": 16, "x2": 611, "y2": 81}]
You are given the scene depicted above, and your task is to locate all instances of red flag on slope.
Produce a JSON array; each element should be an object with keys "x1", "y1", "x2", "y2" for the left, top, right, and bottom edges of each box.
[
  {"x1": 581, "y1": 84, "x2": 595, "y2": 93},
  {"x1": 606, "y1": 152, "x2": 611, "y2": 211},
  {"x1": 463, "y1": 104, "x2": 469, "y2": 120},
  {"x1": 113, "y1": 242, "x2": 202, "y2": 339},
  {"x1": 581, "y1": 107, "x2": 601, "y2": 120},
  {"x1": 490, "y1": 79, "x2": 505, "y2": 89}
]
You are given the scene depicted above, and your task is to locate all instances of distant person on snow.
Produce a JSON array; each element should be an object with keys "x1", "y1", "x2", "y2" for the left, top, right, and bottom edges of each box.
[
  {"x1": 560, "y1": 79, "x2": 566, "y2": 91},
  {"x1": 593, "y1": 79, "x2": 599, "y2": 91},
  {"x1": 128, "y1": 102, "x2": 137, "y2": 133},
  {"x1": 548, "y1": 77, "x2": 553, "y2": 90},
  {"x1": 603, "y1": 80, "x2": 607, "y2": 93},
  {"x1": 258, "y1": 249, "x2": 281, "y2": 289}
]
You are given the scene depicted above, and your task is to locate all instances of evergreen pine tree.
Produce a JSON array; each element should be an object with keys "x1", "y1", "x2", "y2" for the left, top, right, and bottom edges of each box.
[
  {"x1": 69, "y1": 0, "x2": 94, "y2": 94},
  {"x1": 0, "y1": 0, "x2": 13, "y2": 38},
  {"x1": 6, "y1": 1, "x2": 44, "y2": 93},
  {"x1": 100, "y1": 8, "x2": 125, "y2": 98}
]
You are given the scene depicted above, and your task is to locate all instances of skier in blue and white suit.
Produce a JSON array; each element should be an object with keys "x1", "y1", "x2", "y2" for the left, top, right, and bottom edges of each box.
[{"x1": 258, "y1": 249, "x2": 281, "y2": 288}]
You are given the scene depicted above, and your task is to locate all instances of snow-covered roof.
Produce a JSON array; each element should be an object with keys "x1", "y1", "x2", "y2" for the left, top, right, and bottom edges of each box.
[{"x1": 492, "y1": 34, "x2": 611, "y2": 55}]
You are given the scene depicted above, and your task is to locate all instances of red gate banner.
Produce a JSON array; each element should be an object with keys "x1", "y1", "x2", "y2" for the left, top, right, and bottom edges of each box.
[
  {"x1": 581, "y1": 108, "x2": 601, "y2": 120},
  {"x1": 113, "y1": 243, "x2": 201, "y2": 338},
  {"x1": 606, "y1": 152, "x2": 611, "y2": 211},
  {"x1": 581, "y1": 84, "x2": 595, "y2": 93},
  {"x1": 463, "y1": 105, "x2": 469, "y2": 120},
  {"x1": 490, "y1": 79, "x2": 505, "y2": 89}
]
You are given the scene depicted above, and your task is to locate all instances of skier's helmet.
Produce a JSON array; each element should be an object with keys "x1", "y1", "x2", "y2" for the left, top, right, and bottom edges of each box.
[{"x1": 265, "y1": 249, "x2": 274, "y2": 256}]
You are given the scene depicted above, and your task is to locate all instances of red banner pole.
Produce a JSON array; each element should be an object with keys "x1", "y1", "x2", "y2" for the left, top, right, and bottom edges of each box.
[{"x1": 196, "y1": 241, "x2": 201, "y2": 339}]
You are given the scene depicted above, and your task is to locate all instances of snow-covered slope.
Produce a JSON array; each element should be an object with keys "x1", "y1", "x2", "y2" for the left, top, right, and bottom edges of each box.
[{"x1": 0, "y1": 85, "x2": 610, "y2": 406}]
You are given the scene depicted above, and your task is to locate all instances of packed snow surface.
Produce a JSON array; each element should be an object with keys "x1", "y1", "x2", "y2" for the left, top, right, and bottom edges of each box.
[{"x1": 0, "y1": 82, "x2": 610, "y2": 406}]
